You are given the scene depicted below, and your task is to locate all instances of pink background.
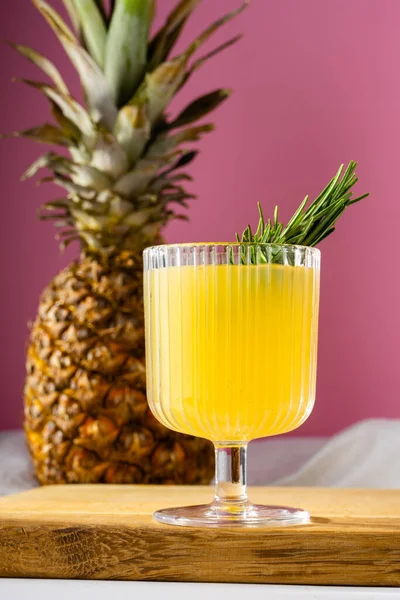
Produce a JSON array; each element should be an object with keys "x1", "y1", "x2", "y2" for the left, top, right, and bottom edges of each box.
[{"x1": 1, "y1": 0, "x2": 399, "y2": 435}]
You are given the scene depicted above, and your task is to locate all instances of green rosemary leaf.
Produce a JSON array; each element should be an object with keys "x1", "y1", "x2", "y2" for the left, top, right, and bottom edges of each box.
[
  {"x1": 311, "y1": 196, "x2": 344, "y2": 219},
  {"x1": 309, "y1": 226, "x2": 336, "y2": 246},
  {"x1": 273, "y1": 222, "x2": 283, "y2": 241},
  {"x1": 348, "y1": 192, "x2": 369, "y2": 205},
  {"x1": 303, "y1": 204, "x2": 347, "y2": 246},
  {"x1": 260, "y1": 222, "x2": 271, "y2": 242},
  {"x1": 306, "y1": 168, "x2": 342, "y2": 213},
  {"x1": 273, "y1": 205, "x2": 279, "y2": 227},
  {"x1": 236, "y1": 161, "x2": 369, "y2": 256},
  {"x1": 255, "y1": 201, "x2": 265, "y2": 237},
  {"x1": 286, "y1": 196, "x2": 308, "y2": 227}
]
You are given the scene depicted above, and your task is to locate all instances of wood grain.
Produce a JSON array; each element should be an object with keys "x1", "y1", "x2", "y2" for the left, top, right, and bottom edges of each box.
[{"x1": 0, "y1": 485, "x2": 399, "y2": 586}]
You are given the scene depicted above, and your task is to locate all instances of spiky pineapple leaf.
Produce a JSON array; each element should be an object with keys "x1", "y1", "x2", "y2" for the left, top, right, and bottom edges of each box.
[
  {"x1": 73, "y1": 0, "x2": 107, "y2": 67},
  {"x1": 50, "y1": 101, "x2": 82, "y2": 143},
  {"x1": 186, "y1": 35, "x2": 243, "y2": 79},
  {"x1": 33, "y1": 0, "x2": 76, "y2": 40},
  {"x1": 134, "y1": 2, "x2": 247, "y2": 127},
  {"x1": 70, "y1": 207, "x2": 109, "y2": 231},
  {"x1": 105, "y1": 0, "x2": 151, "y2": 107},
  {"x1": 93, "y1": 0, "x2": 107, "y2": 19},
  {"x1": 10, "y1": 43, "x2": 68, "y2": 94},
  {"x1": 62, "y1": 0, "x2": 81, "y2": 31},
  {"x1": 70, "y1": 162, "x2": 113, "y2": 190},
  {"x1": 147, "y1": 172, "x2": 193, "y2": 195},
  {"x1": 50, "y1": 175, "x2": 97, "y2": 198},
  {"x1": 148, "y1": 0, "x2": 200, "y2": 71},
  {"x1": 58, "y1": 39, "x2": 117, "y2": 130},
  {"x1": 62, "y1": 0, "x2": 107, "y2": 53},
  {"x1": 149, "y1": 0, "x2": 156, "y2": 26},
  {"x1": 169, "y1": 89, "x2": 232, "y2": 129},
  {"x1": 147, "y1": 124, "x2": 213, "y2": 158},
  {"x1": 133, "y1": 55, "x2": 188, "y2": 126},
  {"x1": 22, "y1": 152, "x2": 112, "y2": 191},
  {"x1": 162, "y1": 149, "x2": 198, "y2": 174},
  {"x1": 161, "y1": 190, "x2": 195, "y2": 206},
  {"x1": 16, "y1": 79, "x2": 96, "y2": 145},
  {"x1": 21, "y1": 152, "x2": 63, "y2": 181},
  {"x1": 33, "y1": 0, "x2": 117, "y2": 130},
  {"x1": 90, "y1": 131, "x2": 129, "y2": 179},
  {"x1": 3, "y1": 124, "x2": 73, "y2": 147},
  {"x1": 113, "y1": 147, "x2": 191, "y2": 198},
  {"x1": 122, "y1": 206, "x2": 160, "y2": 227},
  {"x1": 167, "y1": 173, "x2": 193, "y2": 182},
  {"x1": 185, "y1": 2, "x2": 248, "y2": 58},
  {"x1": 160, "y1": 0, "x2": 200, "y2": 36},
  {"x1": 148, "y1": 21, "x2": 186, "y2": 74},
  {"x1": 43, "y1": 198, "x2": 75, "y2": 211},
  {"x1": 113, "y1": 105, "x2": 150, "y2": 165},
  {"x1": 9, "y1": 1, "x2": 248, "y2": 252},
  {"x1": 113, "y1": 159, "x2": 165, "y2": 197}
]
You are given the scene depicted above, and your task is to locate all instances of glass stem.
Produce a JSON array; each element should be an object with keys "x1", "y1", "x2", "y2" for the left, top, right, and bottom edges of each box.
[{"x1": 214, "y1": 443, "x2": 249, "y2": 506}]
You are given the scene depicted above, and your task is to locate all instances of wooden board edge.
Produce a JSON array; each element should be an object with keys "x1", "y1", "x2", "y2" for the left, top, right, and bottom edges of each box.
[{"x1": 0, "y1": 518, "x2": 400, "y2": 586}]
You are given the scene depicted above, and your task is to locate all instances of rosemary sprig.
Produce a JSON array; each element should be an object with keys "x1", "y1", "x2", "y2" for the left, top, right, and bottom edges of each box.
[{"x1": 237, "y1": 161, "x2": 369, "y2": 249}]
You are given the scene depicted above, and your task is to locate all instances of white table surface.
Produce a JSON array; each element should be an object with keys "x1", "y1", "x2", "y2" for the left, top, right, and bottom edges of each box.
[{"x1": 0, "y1": 580, "x2": 398, "y2": 600}]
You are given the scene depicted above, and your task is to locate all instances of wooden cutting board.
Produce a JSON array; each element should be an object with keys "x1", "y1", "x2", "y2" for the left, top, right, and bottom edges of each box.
[{"x1": 0, "y1": 485, "x2": 399, "y2": 586}]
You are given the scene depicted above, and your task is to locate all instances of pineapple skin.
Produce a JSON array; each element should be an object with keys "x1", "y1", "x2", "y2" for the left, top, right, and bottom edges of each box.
[{"x1": 24, "y1": 250, "x2": 214, "y2": 485}]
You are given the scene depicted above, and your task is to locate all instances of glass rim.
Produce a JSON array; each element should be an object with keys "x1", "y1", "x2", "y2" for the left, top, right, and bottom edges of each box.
[{"x1": 144, "y1": 242, "x2": 321, "y2": 255}]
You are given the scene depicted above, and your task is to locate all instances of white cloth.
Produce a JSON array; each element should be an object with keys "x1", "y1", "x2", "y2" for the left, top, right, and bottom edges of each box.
[
  {"x1": 275, "y1": 419, "x2": 400, "y2": 488},
  {"x1": 0, "y1": 419, "x2": 399, "y2": 496},
  {"x1": 0, "y1": 430, "x2": 37, "y2": 496},
  {"x1": 0, "y1": 430, "x2": 324, "y2": 496}
]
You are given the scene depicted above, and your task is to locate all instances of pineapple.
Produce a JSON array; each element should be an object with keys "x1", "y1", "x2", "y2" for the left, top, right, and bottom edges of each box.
[{"x1": 7, "y1": 0, "x2": 246, "y2": 485}]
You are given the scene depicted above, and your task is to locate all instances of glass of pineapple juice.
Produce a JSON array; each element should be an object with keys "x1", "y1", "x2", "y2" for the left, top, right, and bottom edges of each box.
[{"x1": 144, "y1": 243, "x2": 320, "y2": 527}]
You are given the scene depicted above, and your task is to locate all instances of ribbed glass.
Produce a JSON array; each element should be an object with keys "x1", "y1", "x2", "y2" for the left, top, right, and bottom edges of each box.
[
  {"x1": 144, "y1": 243, "x2": 320, "y2": 444},
  {"x1": 143, "y1": 243, "x2": 320, "y2": 527}
]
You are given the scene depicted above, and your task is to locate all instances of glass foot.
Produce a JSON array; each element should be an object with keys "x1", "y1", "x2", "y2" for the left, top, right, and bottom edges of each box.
[{"x1": 154, "y1": 502, "x2": 310, "y2": 528}]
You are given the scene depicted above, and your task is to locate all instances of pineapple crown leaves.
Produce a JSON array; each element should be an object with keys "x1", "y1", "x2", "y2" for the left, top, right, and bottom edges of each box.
[
  {"x1": 237, "y1": 161, "x2": 369, "y2": 249},
  {"x1": 4, "y1": 0, "x2": 248, "y2": 252}
]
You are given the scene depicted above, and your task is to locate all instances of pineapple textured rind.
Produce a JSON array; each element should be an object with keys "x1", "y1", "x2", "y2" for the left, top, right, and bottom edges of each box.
[{"x1": 25, "y1": 251, "x2": 214, "y2": 485}]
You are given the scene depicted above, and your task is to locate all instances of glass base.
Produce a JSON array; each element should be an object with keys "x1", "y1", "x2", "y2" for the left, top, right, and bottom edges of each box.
[{"x1": 154, "y1": 502, "x2": 310, "y2": 528}]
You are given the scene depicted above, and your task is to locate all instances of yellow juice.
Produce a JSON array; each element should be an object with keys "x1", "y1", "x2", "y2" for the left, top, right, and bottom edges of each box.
[{"x1": 145, "y1": 262, "x2": 319, "y2": 442}]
